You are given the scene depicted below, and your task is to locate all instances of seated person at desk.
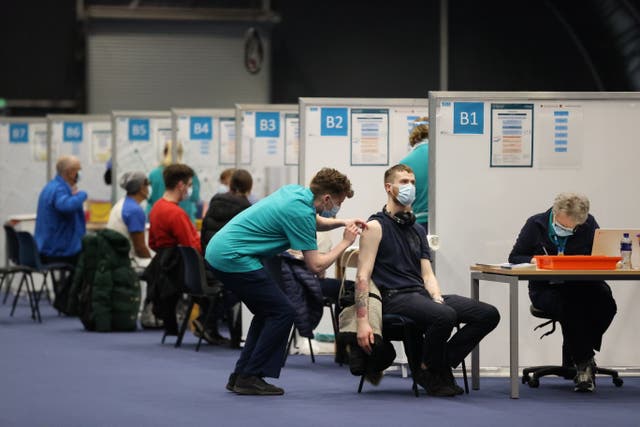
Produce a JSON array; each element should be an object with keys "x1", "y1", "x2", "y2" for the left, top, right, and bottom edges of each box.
[
  {"x1": 106, "y1": 171, "x2": 153, "y2": 268},
  {"x1": 508, "y1": 192, "x2": 617, "y2": 392},
  {"x1": 356, "y1": 164, "x2": 500, "y2": 397}
]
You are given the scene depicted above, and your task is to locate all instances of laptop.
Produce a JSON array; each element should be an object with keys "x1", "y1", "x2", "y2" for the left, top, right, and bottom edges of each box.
[{"x1": 591, "y1": 229, "x2": 640, "y2": 257}]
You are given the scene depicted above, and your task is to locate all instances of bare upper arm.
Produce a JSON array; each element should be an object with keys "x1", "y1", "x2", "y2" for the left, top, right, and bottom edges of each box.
[{"x1": 356, "y1": 220, "x2": 382, "y2": 283}]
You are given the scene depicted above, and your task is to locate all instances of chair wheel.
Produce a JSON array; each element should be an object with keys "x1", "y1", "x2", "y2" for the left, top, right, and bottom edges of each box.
[
  {"x1": 527, "y1": 378, "x2": 540, "y2": 388},
  {"x1": 522, "y1": 374, "x2": 530, "y2": 384},
  {"x1": 613, "y1": 377, "x2": 624, "y2": 387}
]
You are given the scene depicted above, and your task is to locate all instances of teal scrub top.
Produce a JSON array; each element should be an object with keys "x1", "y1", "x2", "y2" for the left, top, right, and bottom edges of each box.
[
  {"x1": 400, "y1": 140, "x2": 428, "y2": 224},
  {"x1": 205, "y1": 185, "x2": 318, "y2": 273}
]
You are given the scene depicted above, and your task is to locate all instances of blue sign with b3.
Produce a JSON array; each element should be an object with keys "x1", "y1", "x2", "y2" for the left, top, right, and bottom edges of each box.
[
  {"x1": 321, "y1": 107, "x2": 348, "y2": 136},
  {"x1": 255, "y1": 112, "x2": 280, "y2": 138},
  {"x1": 129, "y1": 119, "x2": 150, "y2": 141},
  {"x1": 9, "y1": 123, "x2": 28, "y2": 143},
  {"x1": 453, "y1": 102, "x2": 484, "y2": 134},
  {"x1": 190, "y1": 117, "x2": 212, "y2": 140},
  {"x1": 63, "y1": 122, "x2": 83, "y2": 143}
]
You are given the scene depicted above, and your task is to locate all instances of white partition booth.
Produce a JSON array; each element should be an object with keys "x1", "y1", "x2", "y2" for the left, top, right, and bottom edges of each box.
[
  {"x1": 0, "y1": 117, "x2": 48, "y2": 264},
  {"x1": 111, "y1": 111, "x2": 171, "y2": 203},
  {"x1": 298, "y1": 98, "x2": 428, "y2": 354},
  {"x1": 235, "y1": 104, "x2": 298, "y2": 200},
  {"x1": 299, "y1": 97, "x2": 429, "y2": 261},
  {"x1": 47, "y1": 115, "x2": 112, "y2": 202},
  {"x1": 171, "y1": 108, "x2": 235, "y2": 206},
  {"x1": 429, "y1": 91, "x2": 640, "y2": 369}
]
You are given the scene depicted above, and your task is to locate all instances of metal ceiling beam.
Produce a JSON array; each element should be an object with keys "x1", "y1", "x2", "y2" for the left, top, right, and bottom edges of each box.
[{"x1": 84, "y1": 4, "x2": 280, "y2": 23}]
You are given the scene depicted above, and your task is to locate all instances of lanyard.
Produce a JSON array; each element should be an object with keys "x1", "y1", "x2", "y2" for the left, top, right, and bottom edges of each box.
[{"x1": 547, "y1": 212, "x2": 569, "y2": 255}]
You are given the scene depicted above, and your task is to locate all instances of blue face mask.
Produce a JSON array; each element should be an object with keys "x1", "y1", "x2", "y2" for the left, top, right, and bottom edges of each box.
[
  {"x1": 320, "y1": 196, "x2": 340, "y2": 218},
  {"x1": 552, "y1": 222, "x2": 574, "y2": 237},
  {"x1": 396, "y1": 184, "x2": 416, "y2": 206}
]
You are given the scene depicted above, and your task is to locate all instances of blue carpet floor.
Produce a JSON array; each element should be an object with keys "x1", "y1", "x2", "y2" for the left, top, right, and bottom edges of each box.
[{"x1": 1, "y1": 302, "x2": 639, "y2": 427}]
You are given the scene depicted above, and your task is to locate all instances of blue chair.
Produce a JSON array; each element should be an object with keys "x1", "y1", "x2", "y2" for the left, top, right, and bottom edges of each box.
[
  {"x1": 11, "y1": 231, "x2": 73, "y2": 322},
  {"x1": 2, "y1": 224, "x2": 23, "y2": 304}
]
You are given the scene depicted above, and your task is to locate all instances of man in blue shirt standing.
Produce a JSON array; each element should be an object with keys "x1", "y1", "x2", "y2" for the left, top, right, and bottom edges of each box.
[
  {"x1": 35, "y1": 155, "x2": 87, "y2": 266},
  {"x1": 206, "y1": 168, "x2": 365, "y2": 396}
]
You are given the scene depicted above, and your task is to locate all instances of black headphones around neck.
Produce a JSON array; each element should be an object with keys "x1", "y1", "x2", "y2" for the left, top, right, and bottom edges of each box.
[{"x1": 383, "y1": 205, "x2": 416, "y2": 226}]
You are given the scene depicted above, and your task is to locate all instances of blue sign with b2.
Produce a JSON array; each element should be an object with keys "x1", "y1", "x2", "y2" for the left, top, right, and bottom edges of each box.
[{"x1": 321, "y1": 107, "x2": 348, "y2": 136}]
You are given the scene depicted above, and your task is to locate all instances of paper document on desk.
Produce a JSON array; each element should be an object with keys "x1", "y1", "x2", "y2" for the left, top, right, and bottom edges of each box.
[{"x1": 475, "y1": 262, "x2": 537, "y2": 270}]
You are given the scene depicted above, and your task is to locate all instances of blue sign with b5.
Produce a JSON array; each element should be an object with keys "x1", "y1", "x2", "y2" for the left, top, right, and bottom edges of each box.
[{"x1": 129, "y1": 119, "x2": 150, "y2": 141}]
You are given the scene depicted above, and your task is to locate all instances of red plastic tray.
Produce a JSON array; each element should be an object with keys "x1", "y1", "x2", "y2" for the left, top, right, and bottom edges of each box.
[{"x1": 534, "y1": 255, "x2": 621, "y2": 270}]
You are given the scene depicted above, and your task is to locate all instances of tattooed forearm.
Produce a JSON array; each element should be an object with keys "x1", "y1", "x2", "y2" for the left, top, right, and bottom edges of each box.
[{"x1": 355, "y1": 283, "x2": 368, "y2": 319}]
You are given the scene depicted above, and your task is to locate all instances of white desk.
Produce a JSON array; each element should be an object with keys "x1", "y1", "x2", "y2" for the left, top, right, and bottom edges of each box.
[{"x1": 470, "y1": 266, "x2": 640, "y2": 398}]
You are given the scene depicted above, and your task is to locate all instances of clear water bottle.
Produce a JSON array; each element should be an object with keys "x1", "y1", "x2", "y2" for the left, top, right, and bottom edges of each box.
[{"x1": 620, "y1": 233, "x2": 632, "y2": 269}]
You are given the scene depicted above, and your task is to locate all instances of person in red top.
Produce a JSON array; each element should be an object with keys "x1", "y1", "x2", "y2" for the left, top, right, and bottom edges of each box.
[
  {"x1": 149, "y1": 164, "x2": 226, "y2": 344},
  {"x1": 149, "y1": 164, "x2": 200, "y2": 252}
]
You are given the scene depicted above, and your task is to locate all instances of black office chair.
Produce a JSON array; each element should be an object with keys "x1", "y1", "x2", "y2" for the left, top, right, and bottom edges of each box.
[
  {"x1": 522, "y1": 305, "x2": 623, "y2": 388},
  {"x1": 161, "y1": 246, "x2": 221, "y2": 350}
]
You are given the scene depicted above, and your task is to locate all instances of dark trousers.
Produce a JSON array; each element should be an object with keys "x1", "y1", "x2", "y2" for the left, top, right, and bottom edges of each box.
[
  {"x1": 382, "y1": 288, "x2": 500, "y2": 370},
  {"x1": 41, "y1": 253, "x2": 78, "y2": 310},
  {"x1": 529, "y1": 281, "x2": 617, "y2": 363},
  {"x1": 209, "y1": 264, "x2": 294, "y2": 379}
]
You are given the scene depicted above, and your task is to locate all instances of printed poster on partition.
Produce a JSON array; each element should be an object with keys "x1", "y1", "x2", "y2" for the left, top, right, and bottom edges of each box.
[
  {"x1": 536, "y1": 103, "x2": 584, "y2": 169},
  {"x1": 350, "y1": 108, "x2": 389, "y2": 166},
  {"x1": 490, "y1": 104, "x2": 533, "y2": 167}
]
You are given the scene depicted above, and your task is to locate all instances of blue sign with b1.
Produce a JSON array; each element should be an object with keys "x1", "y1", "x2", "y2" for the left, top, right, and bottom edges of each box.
[
  {"x1": 255, "y1": 112, "x2": 280, "y2": 138},
  {"x1": 9, "y1": 123, "x2": 28, "y2": 143},
  {"x1": 453, "y1": 102, "x2": 484, "y2": 134},
  {"x1": 321, "y1": 107, "x2": 348, "y2": 136},
  {"x1": 63, "y1": 122, "x2": 83, "y2": 143},
  {"x1": 190, "y1": 116, "x2": 212, "y2": 140},
  {"x1": 129, "y1": 119, "x2": 150, "y2": 141}
]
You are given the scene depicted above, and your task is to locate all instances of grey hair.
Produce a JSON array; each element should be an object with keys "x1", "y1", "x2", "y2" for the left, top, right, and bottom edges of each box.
[
  {"x1": 552, "y1": 192, "x2": 590, "y2": 224},
  {"x1": 119, "y1": 171, "x2": 148, "y2": 195},
  {"x1": 56, "y1": 156, "x2": 80, "y2": 175}
]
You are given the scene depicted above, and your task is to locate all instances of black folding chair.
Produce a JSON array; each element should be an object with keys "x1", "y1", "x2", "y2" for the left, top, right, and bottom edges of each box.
[{"x1": 161, "y1": 246, "x2": 220, "y2": 349}]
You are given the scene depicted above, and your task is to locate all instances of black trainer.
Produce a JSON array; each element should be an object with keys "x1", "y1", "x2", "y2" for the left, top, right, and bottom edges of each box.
[
  {"x1": 232, "y1": 375, "x2": 285, "y2": 396},
  {"x1": 226, "y1": 372, "x2": 237, "y2": 392},
  {"x1": 574, "y1": 358, "x2": 595, "y2": 392},
  {"x1": 416, "y1": 368, "x2": 457, "y2": 397},
  {"x1": 444, "y1": 367, "x2": 465, "y2": 395}
]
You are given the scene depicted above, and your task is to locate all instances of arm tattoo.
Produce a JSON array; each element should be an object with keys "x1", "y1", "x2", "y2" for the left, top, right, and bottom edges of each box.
[{"x1": 355, "y1": 288, "x2": 368, "y2": 319}]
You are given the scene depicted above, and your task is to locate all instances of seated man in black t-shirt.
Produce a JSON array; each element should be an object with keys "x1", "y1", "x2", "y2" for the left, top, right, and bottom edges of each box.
[{"x1": 355, "y1": 164, "x2": 500, "y2": 397}]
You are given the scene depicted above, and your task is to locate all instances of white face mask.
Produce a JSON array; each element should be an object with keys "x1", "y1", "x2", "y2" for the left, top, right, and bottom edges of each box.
[
  {"x1": 395, "y1": 184, "x2": 416, "y2": 206},
  {"x1": 186, "y1": 186, "x2": 193, "y2": 200}
]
